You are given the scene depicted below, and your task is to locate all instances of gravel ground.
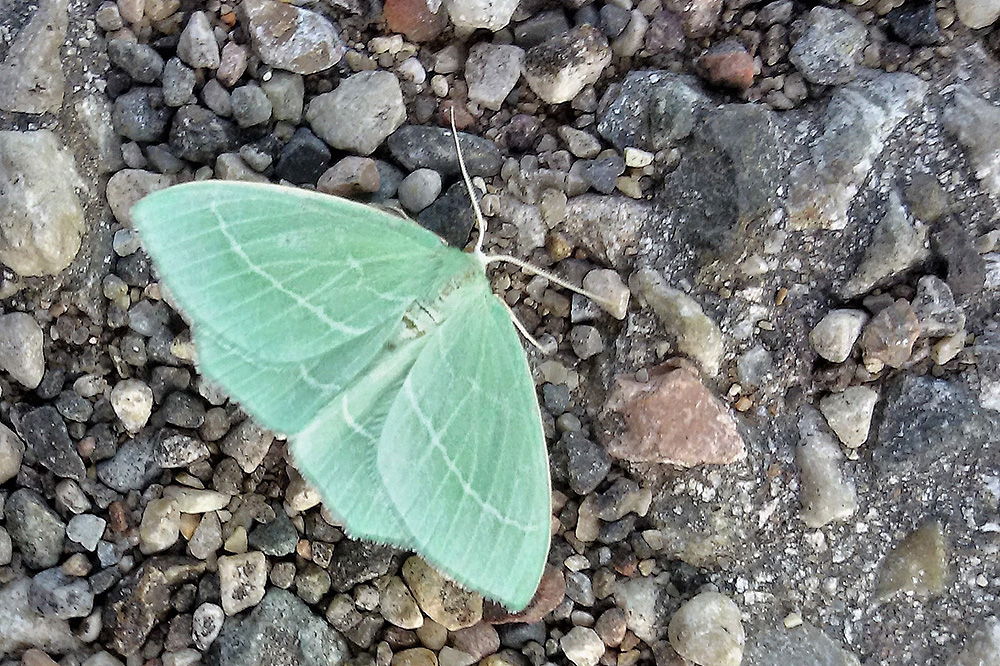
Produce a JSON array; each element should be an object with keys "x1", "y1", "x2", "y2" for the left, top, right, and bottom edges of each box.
[{"x1": 0, "y1": 0, "x2": 999, "y2": 664}]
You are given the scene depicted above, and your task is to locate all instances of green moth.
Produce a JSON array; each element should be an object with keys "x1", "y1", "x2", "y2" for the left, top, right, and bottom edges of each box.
[{"x1": 131, "y1": 165, "x2": 558, "y2": 609}]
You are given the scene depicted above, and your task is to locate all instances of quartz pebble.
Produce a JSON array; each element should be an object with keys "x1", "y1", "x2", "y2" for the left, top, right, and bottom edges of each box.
[
  {"x1": 860, "y1": 299, "x2": 921, "y2": 369},
  {"x1": 877, "y1": 521, "x2": 948, "y2": 600},
  {"x1": 560, "y1": 627, "x2": 605, "y2": 666},
  {"x1": 582, "y1": 269, "x2": 630, "y2": 320},
  {"x1": 66, "y1": 514, "x2": 106, "y2": 551},
  {"x1": 111, "y1": 379, "x2": 154, "y2": 433},
  {"x1": 809, "y1": 309, "x2": 867, "y2": 363}
]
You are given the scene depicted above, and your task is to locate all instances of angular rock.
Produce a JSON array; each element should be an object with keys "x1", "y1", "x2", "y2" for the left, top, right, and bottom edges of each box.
[
  {"x1": 668, "y1": 591, "x2": 744, "y2": 666},
  {"x1": 809, "y1": 309, "x2": 867, "y2": 363},
  {"x1": 18, "y1": 405, "x2": 86, "y2": 480},
  {"x1": 111, "y1": 379, "x2": 154, "y2": 433},
  {"x1": 261, "y1": 71, "x2": 305, "y2": 122},
  {"x1": 306, "y1": 71, "x2": 405, "y2": 156},
  {"x1": 104, "y1": 557, "x2": 206, "y2": 656},
  {"x1": 0, "y1": 422, "x2": 25, "y2": 484},
  {"x1": 177, "y1": 12, "x2": 221, "y2": 69},
  {"x1": 66, "y1": 514, "x2": 106, "y2": 551},
  {"x1": 445, "y1": 0, "x2": 519, "y2": 30},
  {"x1": 561, "y1": 195, "x2": 652, "y2": 269},
  {"x1": 169, "y1": 105, "x2": 239, "y2": 164},
  {"x1": 112, "y1": 87, "x2": 172, "y2": 142},
  {"x1": 602, "y1": 363, "x2": 744, "y2": 466},
  {"x1": 859, "y1": 299, "x2": 920, "y2": 369},
  {"x1": 96, "y1": 432, "x2": 162, "y2": 492},
  {"x1": 743, "y1": 622, "x2": 860, "y2": 665},
  {"x1": 106, "y1": 169, "x2": 175, "y2": 225},
  {"x1": 933, "y1": 220, "x2": 986, "y2": 296},
  {"x1": 911, "y1": 275, "x2": 961, "y2": 337},
  {"x1": 841, "y1": 195, "x2": 928, "y2": 296},
  {"x1": 560, "y1": 627, "x2": 604, "y2": 666},
  {"x1": 819, "y1": 386, "x2": 878, "y2": 448},
  {"x1": 220, "y1": 419, "x2": 273, "y2": 473},
  {"x1": 402, "y1": 556, "x2": 483, "y2": 631},
  {"x1": 598, "y1": 71, "x2": 706, "y2": 151},
  {"x1": 876, "y1": 521, "x2": 948, "y2": 600},
  {"x1": 522, "y1": 26, "x2": 611, "y2": 104},
  {"x1": 108, "y1": 39, "x2": 165, "y2": 83},
  {"x1": 4, "y1": 489, "x2": 65, "y2": 570},
  {"x1": 0, "y1": 130, "x2": 84, "y2": 276},
  {"x1": 388, "y1": 125, "x2": 502, "y2": 177},
  {"x1": 0, "y1": 0, "x2": 68, "y2": 113},
  {"x1": 240, "y1": 0, "x2": 346, "y2": 74},
  {"x1": 789, "y1": 7, "x2": 866, "y2": 85},
  {"x1": 465, "y1": 43, "x2": 524, "y2": 111},
  {"x1": 632, "y1": 269, "x2": 723, "y2": 376},
  {"x1": 796, "y1": 408, "x2": 858, "y2": 528},
  {"x1": 29, "y1": 568, "x2": 94, "y2": 619},
  {"x1": 0, "y1": 312, "x2": 45, "y2": 388}
]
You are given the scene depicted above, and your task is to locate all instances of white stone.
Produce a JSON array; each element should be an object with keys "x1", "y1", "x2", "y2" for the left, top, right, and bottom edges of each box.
[
  {"x1": 465, "y1": 43, "x2": 523, "y2": 111},
  {"x1": 0, "y1": 313, "x2": 44, "y2": 389},
  {"x1": 218, "y1": 551, "x2": 267, "y2": 614},
  {"x1": 796, "y1": 409, "x2": 858, "y2": 528},
  {"x1": 177, "y1": 11, "x2": 221, "y2": 68},
  {"x1": 110, "y1": 379, "x2": 154, "y2": 433},
  {"x1": 809, "y1": 309, "x2": 867, "y2": 363},
  {"x1": 445, "y1": 0, "x2": 519, "y2": 30},
  {"x1": 192, "y1": 602, "x2": 225, "y2": 650},
  {"x1": 667, "y1": 591, "x2": 745, "y2": 666},
  {"x1": 139, "y1": 498, "x2": 181, "y2": 554},
  {"x1": 522, "y1": 26, "x2": 611, "y2": 105},
  {"x1": 583, "y1": 269, "x2": 630, "y2": 320},
  {"x1": 0, "y1": 0, "x2": 68, "y2": 114},
  {"x1": 819, "y1": 386, "x2": 878, "y2": 448},
  {"x1": 560, "y1": 627, "x2": 605, "y2": 666},
  {"x1": 956, "y1": 0, "x2": 1000, "y2": 28},
  {"x1": 66, "y1": 514, "x2": 107, "y2": 552},
  {"x1": 163, "y1": 487, "x2": 231, "y2": 513},
  {"x1": 306, "y1": 71, "x2": 406, "y2": 156}
]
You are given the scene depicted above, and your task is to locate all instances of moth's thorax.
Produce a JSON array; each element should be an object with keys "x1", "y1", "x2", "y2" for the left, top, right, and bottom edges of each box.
[{"x1": 398, "y1": 253, "x2": 485, "y2": 341}]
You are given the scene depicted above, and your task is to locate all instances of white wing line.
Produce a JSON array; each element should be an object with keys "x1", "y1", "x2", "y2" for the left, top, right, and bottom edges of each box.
[
  {"x1": 402, "y1": 382, "x2": 539, "y2": 533},
  {"x1": 208, "y1": 202, "x2": 364, "y2": 337}
]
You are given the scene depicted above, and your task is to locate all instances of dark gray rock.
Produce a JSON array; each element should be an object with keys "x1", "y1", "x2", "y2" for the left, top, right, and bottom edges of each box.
[
  {"x1": 743, "y1": 622, "x2": 859, "y2": 665},
  {"x1": 4, "y1": 489, "x2": 65, "y2": 569},
  {"x1": 169, "y1": 105, "x2": 239, "y2": 164},
  {"x1": 328, "y1": 540, "x2": 399, "y2": 592},
  {"x1": 107, "y1": 39, "x2": 165, "y2": 83},
  {"x1": 388, "y1": 125, "x2": 502, "y2": 177},
  {"x1": 162, "y1": 58, "x2": 196, "y2": 107},
  {"x1": 887, "y1": 2, "x2": 941, "y2": 45},
  {"x1": 112, "y1": 87, "x2": 172, "y2": 143},
  {"x1": 96, "y1": 432, "x2": 162, "y2": 492},
  {"x1": 581, "y1": 154, "x2": 625, "y2": 194},
  {"x1": 932, "y1": 221, "x2": 986, "y2": 296},
  {"x1": 206, "y1": 588, "x2": 349, "y2": 666},
  {"x1": 416, "y1": 181, "x2": 475, "y2": 247},
  {"x1": 275, "y1": 127, "x2": 331, "y2": 185},
  {"x1": 248, "y1": 508, "x2": 299, "y2": 557},
  {"x1": 513, "y1": 10, "x2": 570, "y2": 48},
  {"x1": 560, "y1": 431, "x2": 611, "y2": 495},
  {"x1": 597, "y1": 71, "x2": 707, "y2": 151},
  {"x1": 17, "y1": 405, "x2": 86, "y2": 481},
  {"x1": 789, "y1": 7, "x2": 866, "y2": 85}
]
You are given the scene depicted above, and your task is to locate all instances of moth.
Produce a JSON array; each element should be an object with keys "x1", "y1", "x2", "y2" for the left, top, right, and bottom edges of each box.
[{"x1": 132, "y1": 128, "x2": 616, "y2": 610}]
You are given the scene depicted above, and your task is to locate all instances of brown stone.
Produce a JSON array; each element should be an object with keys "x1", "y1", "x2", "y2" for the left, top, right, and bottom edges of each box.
[
  {"x1": 483, "y1": 565, "x2": 565, "y2": 624},
  {"x1": 317, "y1": 157, "x2": 381, "y2": 197},
  {"x1": 697, "y1": 40, "x2": 755, "y2": 90},
  {"x1": 450, "y1": 622, "x2": 500, "y2": 660},
  {"x1": 860, "y1": 299, "x2": 921, "y2": 368},
  {"x1": 384, "y1": 0, "x2": 447, "y2": 42},
  {"x1": 601, "y1": 362, "x2": 745, "y2": 466}
]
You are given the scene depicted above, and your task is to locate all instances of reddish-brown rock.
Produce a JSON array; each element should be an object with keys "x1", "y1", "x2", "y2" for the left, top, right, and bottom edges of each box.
[
  {"x1": 483, "y1": 566, "x2": 565, "y2": 624},
  {"x1": 697, "y1": 40, "x2": 755, "y2": 90},
  {"x1": 384, "y1": 0, "x2": 447, "y2": 42},
  {"x1": 601, "y1": 362, "x2": 745, "y2": 466}
]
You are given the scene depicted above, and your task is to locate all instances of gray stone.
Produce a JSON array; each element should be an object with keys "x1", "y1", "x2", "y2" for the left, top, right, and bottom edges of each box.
[
  {"x1": 523, "y1": 26, "x2": 611, "y2": 104},
  {"x1": 398, "y1": 168, "x2": 443, "y2": 213},
  {"x1": 389, "y1": 125, "x2": 502, "y2": 177},
  {"x1": 106, "y1": 169, "x2": 175, "y2": 225},
  {"x1": 328, "y1": 540, "x2": 399, "y2": 592},
  {"x1": 306, "y1": 71, "x2": 406, "y2": 156},
  {"x1": 0, "y1": 312, "x2": 44, "y2": 388},
  {"x1": 560, "y1": 627, "x2": 604, "y2": 666},
  {"x1": 819, "y1": 387, "x2": 878, "y2": 448},
  {"x1": 262, "y1": 71, "x2": 305, "y2": 122},
  {"x1": 17, "y1": 405, "x2": 86, "y2": 480},
  {"x1": 4, "y1": 489, "x2": 66, "y2": 569},
  {"x1": 66, "y1": 514, "x2": 107, "y2": 552},
  {"x1": 952, "y1": 616, "x2": 1000, "y2": 666},
  {"x1": 240, "y1": 0, "x2": 346, "y2": 74},
  {"x1": 0, "y1": 0, "x2": 68, "y2": 113},
  {"x1": 559, "y1": 126, "x2": 603, "y2": 159},
  {"x1": 113, "y1": 87, "x2": 172, "y2": 143},
  {"x1": 221, "y1": 419, "x2": 273, "y2": 473},
  {"x1": 216, "y1": 153, "x2": 270, "y2": 183},
  {"x1": 841, "y1": 194, "x2": 928, "y2": 297},
  {"x1": 162, "y1": 58, "x2": 197, "y2": 107},
  {"x1": 295, "y1": 563, "x2": 332, "y2": 605},
  {"x1": 632, "y1": 268, "x2": 724, "y2": 376},
  {"x1": 563, "y1": 195, "x2": 653, "y2": 269},
  {"x1": 796, "y1": 408, "x2": 858, "y2": 527},
  {"x1": 933, "y1": 220, "x2": 987, "y2": 296},
  {"x1": 96, "y1": 432, "x2": 162, "y2": 492},
  {"x1": 29, "y1": 568, "x2": 94, "y2": 619},
  {"x1": 0, "y1": 578, "x2": 81, "y2": 659},
  {"x1": 0, "y1": 130, "x2": 85, "y2": 276},
  {"x1": 193, "y1": 602, "x2": 225, "y2": 650},
  {"x1": 955, "y1": 0, "x2": 1000, "y2": 27},
  {"x1": 170, "y1": 105, "x2": 239, "y2": 164},
  {"x1": 177, "y1": 11, "x2": 221, "y2": 69},
  {"x1": 231, "y1": 84, "x2": 273, "y2": 128},
  {"x1": 0, "y1": 528, "x2": 10, "y2": 566},
  {"x1": 569, "y1": 325, "x2": 605, "y2": 359},
  {"x1": 218, "y1": 551, "x2": 267, "y2": 614},
  {"x1": 613, "y1": 577, "x2": 664, "y2": 644},
  {"x1": 248, "y1": 509, "x2": 299, "y2": 557},
  {"x1": 108, "y1": 39, "x2": 165, "y2": 83},
  {"x1": 911, "y1": 275, "x2": 961, "y2": 337},
  {"x1": 73, "y1": 94, "x2": 125, "y2": 173},
  {"x1": 465, "y1": 43, "x2": 524, "y2": 111},
  {"x1": 668, "y1": 591, "x2": 744, "y2": 666},
  {"x1": 0, "y1": 422, "x2": 25, "y2": 484},
  {"x1": 155, "y1": 432, "x2": 210, "y2": 468},
  {"x1": 809, "y1": 309, "x2": 867, "y2": 363},
  {"x1": 205, "y1": 588, "x2": 350, "y2": 666},
  {"x1": 743, "y1": 622, "x2": 860, "y2": 666},
  {"x1": 789, "y1": 7, "x2": 866, "y2": 85},
  {"x1": 597, "y1": 71, "x2": 707, "y2": 151},
  {"x1": 202, "y1": 78, "x2": 233, "y2": 117}
]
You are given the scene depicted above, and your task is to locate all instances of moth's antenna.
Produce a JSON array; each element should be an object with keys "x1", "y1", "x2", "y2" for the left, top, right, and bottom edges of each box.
[
  {"x1": 501, "y1": 300, "x2": 546, "y2": 352},
  {"x1": 484, "y1": 253, "x2": 623, "y2": 318},
  {"x1": 450, "y1": 108, "x2": 488, "y2": 256}
]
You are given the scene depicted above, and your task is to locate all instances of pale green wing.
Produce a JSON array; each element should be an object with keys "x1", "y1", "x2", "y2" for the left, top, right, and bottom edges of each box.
[
  {"x1": 131, "y1": 181, "x2": 469, "y2": 363},
  {"x1": 290, "y1": 335, "x2": 429, "y2": 549},
  {"x1": 194, "y1": 316, "x2": 401, "y2": 434},
  {"x1": 377, "y1": 278, "x2": 551, "y2": 611}
]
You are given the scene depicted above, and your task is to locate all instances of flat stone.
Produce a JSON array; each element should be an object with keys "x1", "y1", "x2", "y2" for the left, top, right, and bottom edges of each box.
[
  {"x1": 522, "y1": 26, "x2": 611, "y2": 104},
  {"x1": 876, "y1": 521, "x2": 948, "y2": 600},
  {"x1": 743, "y1": 622, "x2": 860, "y2": 665},
  {"x1": 384, "y1": 0, "x2": 447, "y2": 41},
  {"x1": 955, "y1": 0, "x2": 1000, "y2": 27},
  {"x1": 388, "y1": 125, "x2": 502, "y2": 177},
  {"x1": 795, "y1": 408, "x2": 859, "y2": 528},
  {"x1": 18, "y1": 406, "x2": 85, "y2": 480},
  {"x1": 402, "y1": 556, "x2": 483, "y2": 631},
  {"x1": 205, "y1": 588, "x2": 350, "y2": 666},
  {"x1": 632, "y1": 268, "x2": 724, "y2": 376},
  {"x1": 602, "y1": 363, "x2": 744, "y2": 466},
  {"x1": 465, "y1": 43, "x2": 524, "y2": 111},
  {"x1": 0, "y1": 313, "x2": 45, "y2": 388},
  {"x1": 0, "y1": 130, "x2": 84, "y2": 276},
  {"x1": 96, "y1": 432, "x2": 162, "y2": 492},
  {"x1": 842, "y1": 195, "x2": 928, "y2": 297},
  {"x1": 819, "y1": 386, "x2": 878, "y2": 448},
  {"x1": 66, "y1": 514, "x2": 106, "y2": 552},
  {"x1": 668, "y1": 591, "x2": 744, "y2": 666},
  {"x1": 0, "y1": 0, "x2": 68, "y2": 113},
  {"x1": 139, "y1": 498, "x2": 181, "y2": 555},
  {"x1": 240, "y1": 0, "x2": 346, "y2": 74},
  {"x1": 809, "y1": 309, "x2": 867, "y2": 363},
  {"x1": 218, "y1": 551, "x2": 268, "y2": 615},
  {"x1": 380, "y1": 576, "x2": 424, "y2": 629}
]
